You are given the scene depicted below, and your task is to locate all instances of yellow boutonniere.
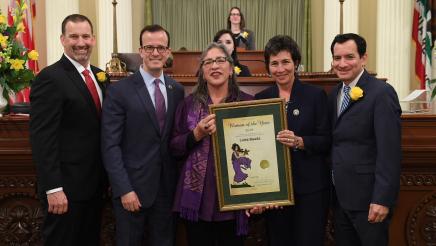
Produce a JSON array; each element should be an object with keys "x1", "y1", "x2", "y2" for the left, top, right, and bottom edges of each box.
[
  {"x1": 349, "y1": 86, "x2": 364, "y2": 101},
  {"x1": 241, "y1": 31, "x2": 249, "y2": 39},
  {"x1": 234, "y1": 66, "x2": 241, "y2": 75},
  {"x1": 96, "y1": 72, "x2": 107, "y2": 82}
]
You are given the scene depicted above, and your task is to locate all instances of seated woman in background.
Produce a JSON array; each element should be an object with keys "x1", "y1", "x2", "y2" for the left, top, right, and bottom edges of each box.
[
  {"x1": 170, "y1": 42, "x2": 253, "y2": 246},
  {"x1": 213, "y1": 29, "x2": 251, "y2": 77},
  {"x1": 227, "y1": 7, "x2": 255, "y2": 50}
]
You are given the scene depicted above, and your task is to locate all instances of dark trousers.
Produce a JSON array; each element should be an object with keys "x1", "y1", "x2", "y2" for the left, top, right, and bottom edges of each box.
[
  {"x1": 113, "y1": 187, "x2": 175, "y2": 246},
  {"x1": 41, "y1": 197, "x2": 103, "y2": 246},
  {"x1": 183, "y1": 219, "x2": 244, "y2": 246},
  {"x1": 333, "y1": 192, "x2": 392, "y2": 246},
  {"x1": 265, "y1": 188, "x2": 330, "y2": 246}
]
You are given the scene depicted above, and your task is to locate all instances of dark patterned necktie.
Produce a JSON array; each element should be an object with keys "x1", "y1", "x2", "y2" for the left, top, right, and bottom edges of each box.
[
  {"x1": 154, "y1": 79, "x2": 166, "y2": 131},
  {"x1": 82, "y1": 69, "x2": 101, "y2": 116},
  {"x1": 339, "y1": 85, "x2": 351, "y2": 115}
]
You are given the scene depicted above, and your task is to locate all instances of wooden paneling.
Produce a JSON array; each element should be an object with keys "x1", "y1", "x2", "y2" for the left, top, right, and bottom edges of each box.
[
  {"x1": 0, "y1": 73, "x2": 435, "y2": 245},
  {"x1": 118, "y1": 50, "x2": 269, "y2": 76}
]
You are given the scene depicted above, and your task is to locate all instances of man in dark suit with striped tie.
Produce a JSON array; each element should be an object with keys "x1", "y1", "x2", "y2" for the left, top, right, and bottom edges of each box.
[
  {"x1": 328, "y1": 33, "x2": 402, "y2": 246},
  {"x1": 30, "y1": 14, "x2": 108, "y2": 245},
  {"x1": 101, "y1": 25, "x2": 184, "y2": 246}
]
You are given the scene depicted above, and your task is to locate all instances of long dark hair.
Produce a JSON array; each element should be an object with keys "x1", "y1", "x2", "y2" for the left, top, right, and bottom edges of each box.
[
  {"x1": 227, "y1": 7, "x2": 246, "y2": 30},
  {"x1": 213, "y1": 29, "x2": 241, "y2": 65},
  {"x1": 193, "y1": 43, "x2": 241, "y2": 106}
]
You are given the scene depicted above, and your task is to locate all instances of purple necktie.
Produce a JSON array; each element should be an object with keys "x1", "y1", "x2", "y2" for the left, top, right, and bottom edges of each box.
[{"x1": 154, "y1": 79, "x2": 166, "y2": 131}]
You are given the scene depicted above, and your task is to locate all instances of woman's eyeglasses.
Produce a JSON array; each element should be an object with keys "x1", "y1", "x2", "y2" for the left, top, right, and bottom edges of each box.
[{"x1": 201, "y1": 57, "x2": 229, "y2": 67}]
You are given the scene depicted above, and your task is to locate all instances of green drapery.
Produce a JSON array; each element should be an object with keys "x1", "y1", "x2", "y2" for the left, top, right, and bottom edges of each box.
[
  {"x1": 146, "y1": 0, "x2": 311, "y2": 70},
  {"x1": 144, "y1": 0, "x2": 153, "y2": 26}
]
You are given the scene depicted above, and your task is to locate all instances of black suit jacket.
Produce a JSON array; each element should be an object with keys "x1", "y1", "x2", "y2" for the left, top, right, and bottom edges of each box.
[
  {"x1": 101, "y1": 71, "x2": 184, "y2": 207},
  {"x1": 235, "y1": 63, "x2": 251, "y2": 77},
  {"x1": 328, "y1": 70, "x2": 402, "y2": 210},
  {"x1": 255, "y1": 79, "x2": 330, "y2": 194},
  {"x1": 30, "y1": 55, "x2": 108, "y2": 201}
]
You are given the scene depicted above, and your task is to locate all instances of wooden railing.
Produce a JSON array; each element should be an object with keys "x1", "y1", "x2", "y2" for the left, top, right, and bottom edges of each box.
[{"x1": 0, "y1": 69, "x2": 435, "y2": 245}]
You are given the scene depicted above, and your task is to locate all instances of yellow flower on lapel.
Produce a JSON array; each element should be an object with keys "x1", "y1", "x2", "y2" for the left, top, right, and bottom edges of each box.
[
  {"x1": 349, "y1": 86, "x2": 364, "y2": 101},
  {"x1": 96, "y1": 72, "x2": 107, "y2": 82},
  {"x1": 234, "y1": 66, "x2": 241, "y2": 75},
  {"x1": 241, "y1": 31, "x2": 249, "y2": 39}
]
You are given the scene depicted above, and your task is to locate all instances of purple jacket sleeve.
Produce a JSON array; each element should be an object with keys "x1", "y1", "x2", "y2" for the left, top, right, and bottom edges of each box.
[{"x1": 170, "y1": 98, "x2": 192, "y2": 158}]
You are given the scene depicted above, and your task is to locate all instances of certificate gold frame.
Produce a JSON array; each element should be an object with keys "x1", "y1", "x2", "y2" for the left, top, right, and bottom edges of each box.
[{"x1": 209, "y1": 98, "x2": 294, "y2": 211}]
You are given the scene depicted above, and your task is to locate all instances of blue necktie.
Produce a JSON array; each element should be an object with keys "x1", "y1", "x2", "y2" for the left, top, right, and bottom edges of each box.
[
  {"x1": 154, "y1": 79, "x2": 166, "y2": 131},
  {"x1": 339, "y1": 85, "x2": 351, "y2": 115}
]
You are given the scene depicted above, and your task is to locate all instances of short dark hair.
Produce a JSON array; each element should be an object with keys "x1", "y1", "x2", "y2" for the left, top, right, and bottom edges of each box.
[
  {"x1": 62, "y1": 14, "x2": 93, "y2": 35},
  {"x1": 264, "y1": 35, "x2": 301, "y2": 73},
  {"x1": 139, "y1": 24, "x2": 171, "y2": 47},
  {"x1": 213, "y1": 29, "x2": 240, "y2": 64},
  {"x1": 227, "y1": 7, "x2": 246, "y2": 30},
  {"x1": 330, "y1": 33, "x2": 367, "y2": 57}
]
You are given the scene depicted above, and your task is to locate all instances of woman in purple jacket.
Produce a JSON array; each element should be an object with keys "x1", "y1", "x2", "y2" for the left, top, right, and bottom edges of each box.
[{"x1": 170, "y1": 42, "x2": 252, "y2": 246}]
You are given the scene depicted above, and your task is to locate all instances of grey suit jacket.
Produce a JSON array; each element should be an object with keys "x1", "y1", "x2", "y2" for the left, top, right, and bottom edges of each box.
[{"x1": 328, "y1": 70, "x2": 402, "y2": 211}]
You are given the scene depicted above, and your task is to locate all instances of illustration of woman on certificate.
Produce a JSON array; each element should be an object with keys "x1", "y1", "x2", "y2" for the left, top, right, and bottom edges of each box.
[{"x1": 231, "y1": 143, "x2": 252, "y2": 188}]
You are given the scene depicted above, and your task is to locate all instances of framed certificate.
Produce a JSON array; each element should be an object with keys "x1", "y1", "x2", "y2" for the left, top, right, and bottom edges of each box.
[{"x1": 209, "y1": 98, "x2": 294, "y2": 211}]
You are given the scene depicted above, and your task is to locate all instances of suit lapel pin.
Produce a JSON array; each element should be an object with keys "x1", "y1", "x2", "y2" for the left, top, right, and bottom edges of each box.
[
  {"x1": 293, "y1": 109, "x2": 300, "y2": 116},
  {"x1": 167, "y1": 84, "x2": 173, "y2": 90}
]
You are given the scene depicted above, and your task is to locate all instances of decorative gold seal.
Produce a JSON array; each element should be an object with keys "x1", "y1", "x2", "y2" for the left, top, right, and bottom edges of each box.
[{"x1": 260, "y1": 160, "x2": 270, "y2": 169}]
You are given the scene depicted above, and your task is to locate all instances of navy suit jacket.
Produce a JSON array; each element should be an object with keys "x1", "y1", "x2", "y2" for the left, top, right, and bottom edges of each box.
[
  {"x1": 328, "y1": 70, "x2": 401, "y2": 211},
  {"x1": 255, "y1": 79, "x2": 330, "y2": 194},
  {"x1": 30, "y1": 55, "x2": 107, "y2": 201},
  {"x1": 101, "y1": 71, "x2": 184, "y2": 207}
]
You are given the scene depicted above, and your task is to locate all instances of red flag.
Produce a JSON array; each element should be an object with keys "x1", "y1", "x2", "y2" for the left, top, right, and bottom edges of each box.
[{"x1": 412, "y1": 0, "x2": 432, "y2": 90}]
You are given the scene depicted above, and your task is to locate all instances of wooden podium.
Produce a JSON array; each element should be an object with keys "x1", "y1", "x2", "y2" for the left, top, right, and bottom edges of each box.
[
  {"x1": 1, "y1": 51, "x2": 435, "y2": 245},
  {"x1": 1, "y1": 113, "x2": 435, "y2": 246}
]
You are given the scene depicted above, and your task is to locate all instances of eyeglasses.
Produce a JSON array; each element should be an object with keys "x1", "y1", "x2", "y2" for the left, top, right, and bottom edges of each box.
[
  {"x1": 201, "y1": 57, "x2": 229, "y2": 67},
  {"x1": 141, "y1": 45, "x2": 168, "y2": 53},
  {"x1": 230, "y1": 13, "x2": 241, "y2": 16}
]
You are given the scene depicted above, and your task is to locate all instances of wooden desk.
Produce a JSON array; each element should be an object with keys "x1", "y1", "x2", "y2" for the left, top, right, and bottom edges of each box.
[
  {"x1": 118, "y1": 50, "x2": 269, "y2": 76},
  {"x1": 1, "y1": 69, "x2": 433, "y2": 245},
  {"x1": 0, "y1": 113, "x2": 435, "y2": 246},
  {"x1": 115, "y1": 51, "x2": 366, "y2": 96}
]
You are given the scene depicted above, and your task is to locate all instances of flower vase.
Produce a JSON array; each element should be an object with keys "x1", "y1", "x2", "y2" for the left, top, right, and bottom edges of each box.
[{"x1": 0, "y1": 85, "x2": 8, "y2": 116}]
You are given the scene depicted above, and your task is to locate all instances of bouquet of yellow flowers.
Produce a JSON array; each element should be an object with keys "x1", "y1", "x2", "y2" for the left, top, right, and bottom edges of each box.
[{"x1": 0, "y1": 1, "x2": 38, "y2": 103}]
